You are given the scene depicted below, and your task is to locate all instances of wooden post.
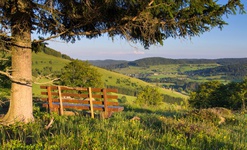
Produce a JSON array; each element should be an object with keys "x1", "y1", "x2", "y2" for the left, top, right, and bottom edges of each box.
[
  {"x1": 88, "y1": 87, "x2": 94, "y2": 118},
  {"x1": 47, "y1": 86, "x2": 53, "y2": 112},
  {"x1": 58, "y1": 86, "x2": 64, "y2": 115},
  {"x1": 103, "y1": 88, "x2": 108, "y2": 118}
]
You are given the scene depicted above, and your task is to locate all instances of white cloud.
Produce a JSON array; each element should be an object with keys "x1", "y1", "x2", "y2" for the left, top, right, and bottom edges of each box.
[{"x1": 133, "y1": 50, "x2": 145, "y2": 54}]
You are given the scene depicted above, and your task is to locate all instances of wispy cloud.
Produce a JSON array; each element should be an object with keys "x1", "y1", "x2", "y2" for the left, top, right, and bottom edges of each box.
[
  {"x1": 133, "y1": 50, "x2": 145, "y2": 54},
  {"x1": 99, "y1": 50, "x2": 145, "y2": 55}
]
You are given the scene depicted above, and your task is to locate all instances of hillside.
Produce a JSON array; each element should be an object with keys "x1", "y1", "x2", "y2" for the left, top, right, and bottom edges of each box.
[{"x1": 32, "y1": 52, "x2": 187, "y2": 99}]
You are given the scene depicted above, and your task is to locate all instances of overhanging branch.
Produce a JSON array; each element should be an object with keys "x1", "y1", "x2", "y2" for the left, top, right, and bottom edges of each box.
[
  {"x1": 0, "y1": 70, "x2": 32, "y2": 86},
  {"x1": 32, "y1": 31, "x2": 67, "y2": 43},
  {"x1": 33, "y1": 78, "x2": 60, "y2": 85},
  {"x1": 33, "y1": 74, "x2": 60, "y2": 85}
]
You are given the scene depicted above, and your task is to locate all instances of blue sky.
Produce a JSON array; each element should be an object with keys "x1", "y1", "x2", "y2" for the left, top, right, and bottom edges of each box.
[{"x1": 46, "y1": 1, "x2": 247, "y2": 61}]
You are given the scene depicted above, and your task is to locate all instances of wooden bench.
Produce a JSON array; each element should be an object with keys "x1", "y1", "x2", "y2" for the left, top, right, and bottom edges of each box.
[{"x1": 40, "y1": 85, "x2": 124, "y2": 118}]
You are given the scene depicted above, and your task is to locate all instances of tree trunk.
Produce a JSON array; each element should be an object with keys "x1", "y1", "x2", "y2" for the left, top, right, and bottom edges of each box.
[{"x1": 1, "y1": 1, "x2": 33, "y2": 124}]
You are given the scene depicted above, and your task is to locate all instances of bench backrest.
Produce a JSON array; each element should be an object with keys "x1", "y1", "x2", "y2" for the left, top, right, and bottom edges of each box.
[{"x1": 40, "y1": 85, "x2": 119, "y2": 115}]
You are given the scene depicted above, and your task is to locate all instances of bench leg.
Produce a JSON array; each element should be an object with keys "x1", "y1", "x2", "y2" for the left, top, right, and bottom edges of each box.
[
  {"x1": 100, "y1": 111, "x2": 113, "y2": 119},
  {"x1": 49, "y1": 107, "x2": 59, "y2": 114}
]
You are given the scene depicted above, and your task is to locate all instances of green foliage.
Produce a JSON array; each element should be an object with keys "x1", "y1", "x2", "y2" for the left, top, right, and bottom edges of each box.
[
  {"x1": 136, "y1": 86, "x2": 163, "y2": 106},
  {"x1": 189, "y1": 81, "x2": 222, "y2": 108},
  {"x1": 189, "y1": 80, "x2": 247, "y2": 110},
  {"x1": 60, "y1": 60, "x2": 103, "y2": 87},
  {"x1": 163, "y1": 94, "x2": 186, "y2": 105}
]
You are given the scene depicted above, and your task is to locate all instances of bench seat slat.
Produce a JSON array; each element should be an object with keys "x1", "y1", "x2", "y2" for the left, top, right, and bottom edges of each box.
[
  {"x1": 41, "y1": 98, "x2": 119, "y2": 106},
  {"x1": 41, "y1": 86, "x2": 118, "y2": 93},
  {"x1": 53, "y1": 99, "x2": 119, "y2": 106},
  {"x1": 41, "y1": 92, "x2": 118, "y2": 99}
]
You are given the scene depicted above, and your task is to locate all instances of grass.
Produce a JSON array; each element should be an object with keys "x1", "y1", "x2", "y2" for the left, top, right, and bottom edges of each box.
[
  {"x1": 161, "y1": 88, "x2": 188, "y2": 99},
  {"x1": 0, "y1": 102, "x2": 246, "y2": 149},
  {"x1": 32, "y1": 52, "x2": 70, "y2": 71},
  {"x1": 32, "y1": 77, "x2": 52, "y2": 97}
]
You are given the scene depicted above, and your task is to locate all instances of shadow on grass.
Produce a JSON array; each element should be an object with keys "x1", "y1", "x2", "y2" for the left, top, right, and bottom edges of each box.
[{"x1": 122, "y1": 103, "x2": 186, "y2": 118}]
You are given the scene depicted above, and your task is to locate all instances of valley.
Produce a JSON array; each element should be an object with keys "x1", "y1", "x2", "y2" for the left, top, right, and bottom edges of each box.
[{"x1": 90, "y1": 57, "x2": 247, "y2": 94}]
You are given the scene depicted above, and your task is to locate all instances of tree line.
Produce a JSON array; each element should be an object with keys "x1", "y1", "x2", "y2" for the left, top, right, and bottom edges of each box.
[
  {"x1": 43, "y1": 47, "x2": 73, "y2": 61},
  {"x1": 93, "y1": 57, "x2": 247, "y2": 69},
  {"x1": 185, "y1": 64, "x2": 247, "y2": 81}
]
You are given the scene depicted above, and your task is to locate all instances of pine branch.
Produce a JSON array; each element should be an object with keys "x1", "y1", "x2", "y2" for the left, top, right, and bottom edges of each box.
[
  {"x1": 0, "y1": 70, "x2": 32, "y2": 86},
  {"x1": 33, "y1": 74, "x2": 60, "y2": 85},
  {"x1": 33, "y1": 78, "x2": 60, "y2": 85}
]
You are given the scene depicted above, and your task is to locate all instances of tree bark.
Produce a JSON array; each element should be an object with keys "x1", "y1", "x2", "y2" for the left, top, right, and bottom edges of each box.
[{"x1": 1, "y1": 1, "x2": 34, "y2": 124}]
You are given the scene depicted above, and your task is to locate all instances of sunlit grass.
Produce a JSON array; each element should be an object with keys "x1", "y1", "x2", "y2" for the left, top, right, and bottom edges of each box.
[
  {"x1": 32, "y1": 52, "x2": 70, "y2": 71},
  {"x1": 1, "y1": 104, "x2": 246, "y2": 149}
]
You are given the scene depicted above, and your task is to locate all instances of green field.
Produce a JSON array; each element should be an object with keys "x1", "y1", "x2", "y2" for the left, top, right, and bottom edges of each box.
[
  {"x1": 112, "y1": 63, "x2": 229, "y2": 93},
  {"x1": 114, "y1": 64, "x2": 219, "y2": 74}
]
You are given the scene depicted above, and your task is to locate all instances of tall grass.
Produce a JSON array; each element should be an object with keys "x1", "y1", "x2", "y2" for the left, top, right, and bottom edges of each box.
[{"x1": 1, "y1": 104, "x2": 247, "y2": 149}]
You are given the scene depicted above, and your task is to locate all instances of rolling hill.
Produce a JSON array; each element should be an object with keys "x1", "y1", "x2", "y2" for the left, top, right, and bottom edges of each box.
[
  {"x1": 90, "y1": 57, "x2": 247, "y2": 68},
  {"x1": 32, "y1": 51, "x2": 187, "y2": 99}
]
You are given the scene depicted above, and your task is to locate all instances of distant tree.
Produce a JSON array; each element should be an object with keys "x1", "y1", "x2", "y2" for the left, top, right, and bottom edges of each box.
[
  {"x1": 60, "y1": 60, "x2": 102, "y2": 88},
  {"x1": 31, "y1": 69, "x2": 39, "y2": 78},
  {"x1": 136, "y1": 86, "x2": 162, "y2": 106},
  {"x1": 0, "y1": 0, "x2": 245, "y2": 124},
  {"x1": 62, "y1": 54, "x2": 73, "y2": 61},
  {"x1": 119, "y1": 96, "x2": 127, "y2": 103}
]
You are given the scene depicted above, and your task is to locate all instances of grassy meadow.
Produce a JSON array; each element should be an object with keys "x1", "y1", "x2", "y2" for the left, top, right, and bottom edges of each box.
[
  {"x1": 0, "y1": 103, "x2": 247, "y2": 149},
  {"x1": 32, "y1": 52, "x2": 70, "y2": 71}
]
